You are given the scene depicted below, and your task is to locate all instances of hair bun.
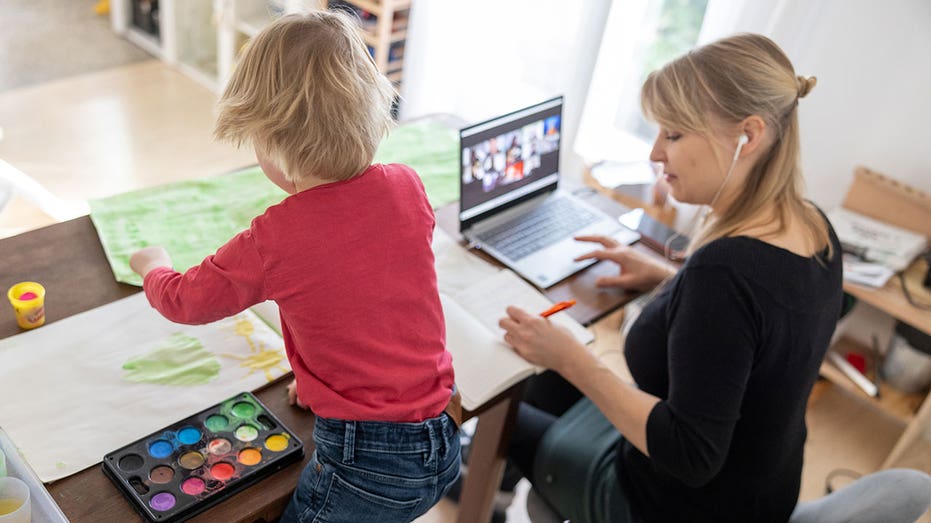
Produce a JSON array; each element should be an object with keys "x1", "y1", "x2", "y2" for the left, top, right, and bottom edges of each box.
[{"x1": 796, "y1": 75, "x2": 817, "y2": 98}]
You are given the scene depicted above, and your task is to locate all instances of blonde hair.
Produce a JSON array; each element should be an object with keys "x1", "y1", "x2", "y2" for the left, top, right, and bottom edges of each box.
[
  {"x1": 215, "y1": 10, "x2": 396, "y2": 181},
  {"x1": 641, "y1": 33, "x2": 830, "y2": 258}
]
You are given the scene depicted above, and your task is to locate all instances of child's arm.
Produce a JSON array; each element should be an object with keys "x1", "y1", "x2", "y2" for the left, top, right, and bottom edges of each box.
[{"x1": 131, "y1": 229, "x2": 267, "y2": 325}]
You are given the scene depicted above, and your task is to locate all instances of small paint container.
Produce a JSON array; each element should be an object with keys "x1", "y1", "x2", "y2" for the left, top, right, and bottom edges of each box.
[
  {"x1": 0, "y1": 476, "x2": 31, "y2": 522},
  {"x1": 7, "y1": 282, "x2": 46, "y2": 330}
]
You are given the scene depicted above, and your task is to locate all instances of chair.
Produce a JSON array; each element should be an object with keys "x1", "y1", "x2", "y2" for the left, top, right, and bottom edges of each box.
[
  {"x1": 525, "y1": 468, "x2": 931, "y2": 523},
  {"x1": 789, "y1": 468, "x2": 931, "y2": 523}
]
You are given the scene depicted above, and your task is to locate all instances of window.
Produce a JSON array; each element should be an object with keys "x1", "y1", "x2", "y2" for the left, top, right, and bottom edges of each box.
[{"x1": 574, "y1": 0, "x2": 709, "y2": 164}]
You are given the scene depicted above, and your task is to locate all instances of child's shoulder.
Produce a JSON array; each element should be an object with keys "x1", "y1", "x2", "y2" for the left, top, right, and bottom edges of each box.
[
  {"x1": 363, "y1": 163, "x2": 422, "y2": 188},
  {"x1": 372, "y1": 162, "x2": 417, "y2": 177}
]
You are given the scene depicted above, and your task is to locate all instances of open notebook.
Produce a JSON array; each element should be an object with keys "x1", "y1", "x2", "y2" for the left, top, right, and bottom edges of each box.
[
  {"x1": 440, "y1": 270, "x2": 593, "y2": 410},
  {"x1": 432, "y1": 228, "x2": 593, "y2": 410}
]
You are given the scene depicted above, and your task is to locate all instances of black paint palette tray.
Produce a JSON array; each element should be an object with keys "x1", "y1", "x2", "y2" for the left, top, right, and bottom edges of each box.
[{"x1": 102, "y1": 391, "x2": 303, "y2": 522}]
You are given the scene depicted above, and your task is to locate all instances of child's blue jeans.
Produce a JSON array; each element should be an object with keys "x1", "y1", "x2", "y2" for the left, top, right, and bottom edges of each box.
[{"x1": 279, "y1": 412, "x2": 461, "y2": 523}]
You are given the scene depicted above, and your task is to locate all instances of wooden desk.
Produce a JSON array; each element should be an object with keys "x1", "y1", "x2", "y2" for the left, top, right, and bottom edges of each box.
[
  {"x1": 0, "y1": 188, "x2": 638, "y2": 523},
  {"x1": 0, "y1": 217, "x2": 315, "y2": 522}
]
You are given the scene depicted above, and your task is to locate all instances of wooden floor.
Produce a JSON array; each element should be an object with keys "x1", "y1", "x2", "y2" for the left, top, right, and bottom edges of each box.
[{"x1": 1, "y1": 61, "x2": 927, "y2": 522}]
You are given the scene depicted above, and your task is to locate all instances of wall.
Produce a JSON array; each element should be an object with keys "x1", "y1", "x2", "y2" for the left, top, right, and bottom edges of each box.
[
  {"x1": 759, "y1": 0, "x2": 931, "y2": 347},
  {"x1": 772, "y1": 0, "x2": 931, "y2": 210}
]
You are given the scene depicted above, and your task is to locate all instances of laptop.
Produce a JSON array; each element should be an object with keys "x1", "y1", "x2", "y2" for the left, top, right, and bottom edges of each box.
[{"x1": 459, "y1": 96, "x2": 641, "y2": 289}]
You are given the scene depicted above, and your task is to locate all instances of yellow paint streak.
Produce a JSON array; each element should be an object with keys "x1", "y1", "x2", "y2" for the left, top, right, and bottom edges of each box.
[
  {"x1": 222, "y1": 348, "x2": 288, "y2": 382},
  {"x1": 232, "y1": 315, "x2": 258, "y2": 352},
  {"x1": 225, "y1": 314, "x2": 288, "y2": 382}
]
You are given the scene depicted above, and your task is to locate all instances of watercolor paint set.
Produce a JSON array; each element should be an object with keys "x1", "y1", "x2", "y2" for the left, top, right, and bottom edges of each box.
[{"x1": 102, "y1": 391, "x2": 303, "y2": 522}]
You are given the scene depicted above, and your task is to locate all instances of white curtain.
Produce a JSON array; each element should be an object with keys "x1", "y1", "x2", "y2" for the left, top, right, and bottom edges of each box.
[
  {"x1": 400, "y1": 0, "x2": 612, "y2": 179},
  {"x1": 573, "y1": 0, "x2": 829, "y2": 230}
]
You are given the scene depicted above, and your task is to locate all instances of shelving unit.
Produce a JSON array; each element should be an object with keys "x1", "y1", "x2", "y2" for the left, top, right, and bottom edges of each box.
[
  {"x1": 112, "y1": 0, "x2": 411, "y2": 99},
  {"x1": 328, "y1": 0, "x2": 411, "y2": 93},
  {"x1": 822, "y1": 337, "x2": 926, "y2": 425},
  {"x1": 822, "y1": 168, "x2": 931, "y2": 473},
  {"x1": 110, "y1": 0, "x2": 219, "y2": 91},
  {"x1": 216, "y1": 1, "x2": 324, "y2": 88},
  {"x1": 174, "y1": 1, "x2": 221, "y2": 90},
  {"x1": 110, "y1": 0, "x2": 176, "y2": 62},
  {"x1": 328, "y1": 0, "x2": 410, "y2": 117}
]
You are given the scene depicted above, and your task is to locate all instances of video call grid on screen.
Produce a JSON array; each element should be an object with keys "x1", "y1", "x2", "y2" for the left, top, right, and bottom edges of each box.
[{"x1": 459, "y1": 97, "x2": 562, "y2": 222}]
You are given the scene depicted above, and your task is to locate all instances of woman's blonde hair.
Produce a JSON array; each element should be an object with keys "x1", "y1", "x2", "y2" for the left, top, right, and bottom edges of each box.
[
  {"x1": 641, "y1": 33, "x2": 830, "y2": 257},
  {"x1": 215, "y1": 10, "x2": 396, "y2": 181}
]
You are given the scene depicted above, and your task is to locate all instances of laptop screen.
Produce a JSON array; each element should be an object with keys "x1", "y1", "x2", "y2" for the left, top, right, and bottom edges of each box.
[{"x1": 459, "y1": 96, "x2": 563, "y2": 229}]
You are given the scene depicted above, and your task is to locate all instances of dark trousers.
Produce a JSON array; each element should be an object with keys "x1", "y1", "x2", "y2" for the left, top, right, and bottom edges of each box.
[
  {"x1": 507, "y1": 370, "x2": 583, "y2": 482},
  {"x1": 507, "y1": 371, "x2": 635, "y2": 523}
]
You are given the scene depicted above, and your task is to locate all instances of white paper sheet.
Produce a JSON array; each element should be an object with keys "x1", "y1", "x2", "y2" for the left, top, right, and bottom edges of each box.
[{"x1": 0, "y1": 293, "x2": 290, "y2": 482}]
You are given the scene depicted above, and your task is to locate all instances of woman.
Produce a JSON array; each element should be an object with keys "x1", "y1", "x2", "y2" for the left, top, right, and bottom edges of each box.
[{"x1": 500, "y1": 33, "x2": 843, "y2": 522}]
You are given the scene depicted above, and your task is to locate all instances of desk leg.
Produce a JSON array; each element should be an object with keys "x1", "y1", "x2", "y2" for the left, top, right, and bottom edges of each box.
[{"x1": 457, "y1": 385, "x2": 524, "y2": 523}]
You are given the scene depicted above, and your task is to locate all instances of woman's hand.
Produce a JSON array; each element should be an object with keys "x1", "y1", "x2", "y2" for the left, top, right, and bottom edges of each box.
[
  {"x1": 129, "y1": 246, "x2": 173, "y2": 278},
  {"x1": 574, "y1": 235, "x2": 676, "y2": 291},
  {"x1": 499, "y1": 306, "x2": 588, "y2": 371}
]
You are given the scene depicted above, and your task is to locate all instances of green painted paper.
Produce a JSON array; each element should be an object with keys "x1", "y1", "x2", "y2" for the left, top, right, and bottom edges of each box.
[
  {"x1": 122, "y1": 332, "x2": 221, "y2": 386},
  {"x1": 89, "y1": 119, "x2": 460, "y2": 286},
  {"x1": 89, "y1": 168, "x2": 286, "y2": 286},
  {"x1": 374, "y1": 118, "x2": 460, "y2": 209}
]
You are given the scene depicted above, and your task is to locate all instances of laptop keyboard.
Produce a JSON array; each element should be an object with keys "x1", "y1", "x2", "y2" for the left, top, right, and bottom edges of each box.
[{"x1": 475, "y1": 197, "x2": 601, "y2": 261}]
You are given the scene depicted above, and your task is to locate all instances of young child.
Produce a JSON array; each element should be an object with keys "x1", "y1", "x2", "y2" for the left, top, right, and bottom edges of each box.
[{"x1": 129, "y1": 11, "x2": 460, "y2": 522}]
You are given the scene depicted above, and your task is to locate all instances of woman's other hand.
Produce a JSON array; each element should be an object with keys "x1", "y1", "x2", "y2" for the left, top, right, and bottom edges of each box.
[
  {"x1": 499, "y1": 306, "x2": 587, "y2": 371},
  {"x1": 574, "y1": 235, "x2": 676, "y2": 291}
]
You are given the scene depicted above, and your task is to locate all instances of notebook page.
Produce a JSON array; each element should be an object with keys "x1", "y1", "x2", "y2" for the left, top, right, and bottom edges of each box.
[
  {"x1": 449, "y1": 269, "x2": 594, "y2": 345},
  {"x1": 440, "y1": 294, "x2": 537, "y2": 410}
]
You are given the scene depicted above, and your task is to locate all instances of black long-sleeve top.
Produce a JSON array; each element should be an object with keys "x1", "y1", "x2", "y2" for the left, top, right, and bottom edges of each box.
[{"x1": 619, "y1": 224, "x2": 843, "y2": 522}]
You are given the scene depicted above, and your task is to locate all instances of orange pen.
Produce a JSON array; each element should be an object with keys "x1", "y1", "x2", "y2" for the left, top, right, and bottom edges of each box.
[{"x1": 539, "y1": 299, "x2": 576, "y2": 318}]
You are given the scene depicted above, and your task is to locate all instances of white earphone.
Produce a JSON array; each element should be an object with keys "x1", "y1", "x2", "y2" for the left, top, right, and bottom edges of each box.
[{"x1": 709, "y1": 133, "x2": 749, "y2": 208}]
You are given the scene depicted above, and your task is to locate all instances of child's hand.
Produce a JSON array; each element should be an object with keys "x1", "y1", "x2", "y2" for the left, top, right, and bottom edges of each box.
[
  {"x1": 130, "y1": 246, "x2": 173, "y2": 278},
  {"x1": 287, "y1": 378, "x2": 308, "y2": 409}
]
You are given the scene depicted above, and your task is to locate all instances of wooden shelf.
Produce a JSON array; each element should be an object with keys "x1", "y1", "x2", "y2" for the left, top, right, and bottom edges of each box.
[
  {"x1": 835, "y1": 168, "x2": 931, "y2": 475},
  {"x1": 843, "y1": 257, "x2": 931, "y2": 338},
  {"x1": 822, "y1": 337, "x2": 925, "y2": 424},
  {"x1": 362, "y1": 31, "x2": 378, "y2": 47},
  {"x1": 114, "y1": 1, "x2": 409, "y2": 97},
  {"x1": 350, "y1": 0, "x2": 411, "y2": 15}
]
